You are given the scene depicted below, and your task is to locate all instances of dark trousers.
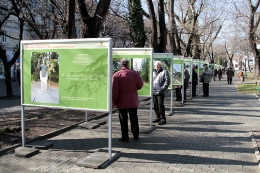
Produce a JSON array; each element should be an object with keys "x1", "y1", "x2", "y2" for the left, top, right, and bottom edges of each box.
[
  {"x1": 17, "y1": 71, "x2": 20, "y2": 86},
  {"x1": 227, "y1": 78, "x2": 232, "y2": 84},
  {"x1": 192, "y1": 84, "x2": 197, "y2": 96},
  {"x1": 153, "y1": 95, "x2": 166, "y2": 121},
  {"x1": 183, "y1": 86, "x2": 188, "y2": 100},
  {"x1": 175, "y1": 88, "x2": 182, "y2": 101},
  {"x1": 203, "y1": 83, "x2": 209, "y2": 96},
  {"x1": 118, "y1": 108, "x2": 139, "y2": 140}
]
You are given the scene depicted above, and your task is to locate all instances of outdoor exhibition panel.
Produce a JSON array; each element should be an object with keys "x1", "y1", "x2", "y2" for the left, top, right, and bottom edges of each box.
[
  {"x1": 173, "y1": 56, "x2": 184, "y2": 86},
  {"x1": 112, "y1": 48, "x2": 153, "y2": 97},
  {"x1": 21, "y1": 39, "x2": 112, "y2": 112},
  {"x1": 192, "y1": 59, "x2": 200, "y2": 79},
  {"x1": 20, "y1": 38, "x2": 118, "y2": 161},
  {"x1": 184, "y1": 58, "x2": 192, "y2": 83},
  {"x1": 192, "y1": 59, "x2": 200, "y2": 93},
  {"x1": 153, "y1": 53, "x2": 173, "y2": 89}
]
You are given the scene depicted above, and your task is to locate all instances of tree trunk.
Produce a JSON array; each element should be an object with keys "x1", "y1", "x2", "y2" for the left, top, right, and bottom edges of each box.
[
  {"x1": 77, "y1": 0, "x2": 111, "y2": 38},
  {"x1": 68, "y1": 0, "x2": 77, "y2": 38},
  {"x1": 146, "y1": 0, "x2": 158, "y2": 52},
  {"x1": 157, "y1": 0, "x2": 167, "y2": 53}
]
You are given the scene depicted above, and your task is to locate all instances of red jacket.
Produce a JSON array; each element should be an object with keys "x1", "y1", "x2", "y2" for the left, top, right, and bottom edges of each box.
[{"x1": 112, "y1": 67, "x2": 143, "y2": 109}]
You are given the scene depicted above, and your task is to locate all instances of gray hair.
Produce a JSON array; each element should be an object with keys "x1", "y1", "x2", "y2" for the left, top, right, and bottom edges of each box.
[{"x1": 154, "y1": 61, "x2": 162, "y2": 66}]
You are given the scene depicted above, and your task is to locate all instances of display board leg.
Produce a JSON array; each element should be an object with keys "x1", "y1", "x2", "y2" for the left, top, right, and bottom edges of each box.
[
  {"x1": 190, "y1": 84, "x2": 193, "y2": 100},
  {"x1": 150, "y1": 98, "x2": 153, "y2": 129},
  {"x1": 85, "y1": 111, "x2": 88, "y2": 122},
  {"x1": 169, "y1": 89, "x2": 174, "y2": 116},
  {"x1": 181, "y1": 86, "x2": 184, "y2": 105},
  {"x1": 108, "y1": 112, "x2": 112, "y2": 159},
  {"x1": 21, "y1": 106, "x2": 25, "y2": 147}
]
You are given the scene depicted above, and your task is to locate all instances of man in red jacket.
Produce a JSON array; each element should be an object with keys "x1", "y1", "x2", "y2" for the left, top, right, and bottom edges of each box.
[{"x1": 112, "y1": 59, "x2": 143, "y2": 142}]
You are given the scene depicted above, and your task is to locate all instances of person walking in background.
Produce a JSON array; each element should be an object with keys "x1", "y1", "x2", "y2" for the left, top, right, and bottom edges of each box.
[
  {"x1": 217, "y1": 67, "x2": 222, "y2": 81},
  {"x1": 183, "y1": 66, "x2": 190, "y2": 102},
  {"x1": 201, "y1": 64, "x2": 212, "y2": 97},
  {"x1": 152, "y1": 61, "x2": 170, "y2": 125},
  {"x1": 226, "y1": 67, "x2": 235, "y2": 84},
  {"x1": 212, "y1": 67, "x2": 217, "y2": 81},
  {"x1": 238, "y1": 70, "x2": 244, "y2": 83},
  {"x1": 112, "y1": 59, "x2": 143, "y2": 142},
  {"x1": 192, "y1": 65, "x2": 198, "y2": 97}
]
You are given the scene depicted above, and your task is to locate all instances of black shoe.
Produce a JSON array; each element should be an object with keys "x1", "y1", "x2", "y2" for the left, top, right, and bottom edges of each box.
[
  {"x1": 119, "y1": 138, "x2": 129, "y2": 142},
  {"x1": 133, "y1": 137, "x2": 139, "y2": 141},
  {"x1": 153, "y1": 119, "x2": 161, "y2": 123},
  {"x1": 158, "y1": 120, "x2": 166, "y2": 125}
]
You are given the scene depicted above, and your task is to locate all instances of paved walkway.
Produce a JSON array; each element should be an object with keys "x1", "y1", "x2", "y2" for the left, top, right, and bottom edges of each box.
[{"x1": 0, "y1": 76, "x2": 260, "y2": 172}]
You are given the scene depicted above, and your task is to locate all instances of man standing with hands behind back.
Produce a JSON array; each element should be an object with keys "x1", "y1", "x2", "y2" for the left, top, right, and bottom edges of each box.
[
  {"x1": 112, "y1": 59, "x2": 143, "y2": 142},
  {"x1": 152, "y1": 61, "x2": 170, "y2": 125},
  {"x1": 201, "y1": 63, "x2": 212, "y2": 97}
]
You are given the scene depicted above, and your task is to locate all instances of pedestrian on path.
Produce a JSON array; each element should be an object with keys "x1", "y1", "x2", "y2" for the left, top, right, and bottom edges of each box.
[
  {"x1": 217, "y1": 67, "x2": 222, "y2": 81},
  {"x1": 112, "y1": 59, "x2": 144, "y2": 142},
  {"x1": 226, "y1": 67, "x2": 235, "y2": 84},
  {"x1": 201, "y1": 63, "x2": 212, "y2": 97},
  {"x1": 238, "y1": 70, "x2": 244, "y2": 83},
  {"x1": 152, "y1": 61, "x2": 170, "y2": 125},
  {"x1": 183, "y1": 66, "x2": 190, "y2": 102},
  {"x1": 192, "y1": 65, "x2": 198, "y2": 97},
  {"x1": 212, "y1": 67, "x2": 217, "y2": 81}
]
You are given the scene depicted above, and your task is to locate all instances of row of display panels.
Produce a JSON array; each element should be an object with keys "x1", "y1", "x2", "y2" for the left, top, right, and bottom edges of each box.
[{"x1": 20, "y1": 38, "x2": 208, "y2": 112}]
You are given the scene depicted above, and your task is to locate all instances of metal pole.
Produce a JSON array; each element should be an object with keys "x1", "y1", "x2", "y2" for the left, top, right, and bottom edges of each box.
[
  {"x1": 21, "y1": 106, "x2": 25, "y2": 146},
  {"x1": 150, "y1": 98, "x2": 153, "y2": 128},
  {"x1": 85, "y1": 111, "x2": 88, "y2": 122},
  {"x1": 170, "y1": 89, "x2": 173, "y2": 113},
  {"x1": 108, "y1": 40, "x2": 112, "y2": 159}
]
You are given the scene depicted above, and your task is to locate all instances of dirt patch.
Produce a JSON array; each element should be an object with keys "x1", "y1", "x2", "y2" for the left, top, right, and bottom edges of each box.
[{"x1": 0, "y1": 108, "x2": 104, "y2": 150}]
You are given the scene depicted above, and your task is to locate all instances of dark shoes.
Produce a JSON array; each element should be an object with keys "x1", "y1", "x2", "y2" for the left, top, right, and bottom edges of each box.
[
  {"x1": 201, "y1": 95, "x2": 209, "y2": 97},
  {"x1": 153, "y1": 119, "x2": 161, "y2": 123},
  {"x1": 119, "y1": 138, "x2": 129, "y2": 142},
  {"x1": 133, "y1": 137, "x2": 139, "y2": 141},
  {"x1": 158, "y1": 120, "x2": 166, "y2": 125}
]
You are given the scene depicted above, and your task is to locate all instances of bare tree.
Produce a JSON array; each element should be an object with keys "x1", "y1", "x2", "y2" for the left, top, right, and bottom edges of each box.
[
  {"x1": 146, "y1": 0, "x2": 167, "y2": 53},
  {"x1": 76, "y1": 0, "x2": 111, "y2": 38}
]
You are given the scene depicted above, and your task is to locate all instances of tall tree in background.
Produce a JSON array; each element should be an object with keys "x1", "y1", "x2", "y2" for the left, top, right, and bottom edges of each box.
[
  {"x1": 146, "y1": 0, "x2": 167, "y2": 52},
  {"x1": 247, "y1": 0, "x2": 260, "y2": 79},
  {"x1": 0, "y1": 0, "x2": 22, "y2": 98},
  {"x1": 77, "y1": 0, "x2": 111, "y2": 38},
  {"x1": 128, "y1": 0, "x2": 146, "y2": 47},
  {"x1": 67, "y1": 0, "x2": 76, "y2": 38},
  {"x1": 166, "y1": 0, "x2": 182, "y2": 55}
]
